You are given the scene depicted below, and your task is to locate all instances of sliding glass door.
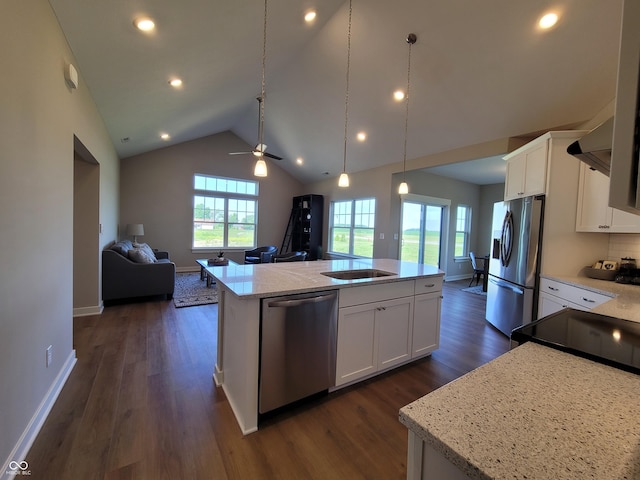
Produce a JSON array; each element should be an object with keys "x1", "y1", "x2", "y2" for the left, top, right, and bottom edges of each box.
[{"x1": 400, "y1": 197, "x2": 447, "y2": 268}]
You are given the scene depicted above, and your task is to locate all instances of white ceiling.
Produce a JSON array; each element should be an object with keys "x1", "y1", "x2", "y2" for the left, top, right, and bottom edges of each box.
[{"x1": 49, "y1": 0, "x2": 623, "y2": 185}]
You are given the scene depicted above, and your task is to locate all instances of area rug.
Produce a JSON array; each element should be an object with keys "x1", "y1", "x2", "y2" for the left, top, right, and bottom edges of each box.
[
  {"x1": 173, "y1": 272, "x2": 218, "y2": 308},
  {"x1": 461, "y1": 285, "x2": 487, "y2": 296}
]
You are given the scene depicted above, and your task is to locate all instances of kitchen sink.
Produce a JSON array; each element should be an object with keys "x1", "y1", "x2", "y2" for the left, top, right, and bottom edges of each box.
[{"x1": 321, "y1": 269, "x2": 396, "y2": 280}]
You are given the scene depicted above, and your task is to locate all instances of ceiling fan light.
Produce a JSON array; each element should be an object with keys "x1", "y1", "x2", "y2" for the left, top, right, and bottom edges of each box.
[
  {"x1": 254, "y1": 158, "x2": 268, "y2": 177},
  {"x1": 338, "y1": 172, "x2": 350, "y2": 187},
  {"x1": 398, "y1": 181, "x2": 409, "y2": 195}
]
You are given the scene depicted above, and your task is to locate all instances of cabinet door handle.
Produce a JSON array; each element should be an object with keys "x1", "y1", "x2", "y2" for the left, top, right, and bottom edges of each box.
[
  {"x1": 547, "y1": 286, "x2": 559, "y2": 292},
  {"x1": 582, "y1": 297, "x2": 596, "y2": 303},
  {"x1": 424, "y1": 283, "x2": 435, "y2": 288}
]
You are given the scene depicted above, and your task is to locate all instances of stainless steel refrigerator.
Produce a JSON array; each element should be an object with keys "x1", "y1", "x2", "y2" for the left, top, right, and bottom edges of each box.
[{"x1": 486, "y1": 196, "x2": 544, "y2": 336}]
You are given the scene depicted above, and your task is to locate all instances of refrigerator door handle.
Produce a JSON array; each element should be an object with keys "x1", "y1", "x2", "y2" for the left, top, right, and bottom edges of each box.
[{"x1": 489, "y1": 276, "x2": 524, "y2": 295}]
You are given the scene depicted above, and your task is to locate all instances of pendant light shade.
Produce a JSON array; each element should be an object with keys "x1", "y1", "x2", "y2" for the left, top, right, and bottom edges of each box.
[
  {"x1": 399, "y1": 33, "x2": 417, "y2": 195},
  {"x1": 338, "y1": 172, "x2": 350, "y2": 187},
  {"x1": 339, "y1": 0, "x2": 353, "y2": 188},
  {"x1": 254, "y1": 0, "x2": 269, "y2": 177},
  {"x1": 254, "y1": 157, "x2": 268, "y2": 177}
]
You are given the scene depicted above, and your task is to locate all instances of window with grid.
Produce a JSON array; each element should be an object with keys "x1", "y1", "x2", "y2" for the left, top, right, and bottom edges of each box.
[
  {"x1": 329, "y1": 198, "x2": 376, "y2": 257},
  {"x1": 454, "y1": 204, "x2": 471, "y2": 257},
  {"x1": 193, "y1": 174, "x2": 258, "y2": 249}
]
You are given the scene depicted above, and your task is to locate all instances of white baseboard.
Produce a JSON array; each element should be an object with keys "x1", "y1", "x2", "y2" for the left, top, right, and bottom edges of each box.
[
  {"x1": 444, "y1": 273, "x2": 473, "y2": 282},
  {"x1": 176, "y1": 266, "x2": 199, "y2": 273},
  {"x1": 73, "y1": 304, "x2": 103, "y2": 317},
  {"x1": 2, "y1": 351, "x2": 76, "y2": 480}
]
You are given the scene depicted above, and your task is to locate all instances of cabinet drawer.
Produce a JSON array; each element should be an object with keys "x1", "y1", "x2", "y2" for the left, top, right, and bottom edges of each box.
[
  {"x1": 539, "y1": 278, "x2": 612, "y2": 310},
  {"x1": 339, "y1": 280, "x2": 414, "y2": 308},
  {"x1": 414, "y1": 276, "x2": 443, "y2": 295}
]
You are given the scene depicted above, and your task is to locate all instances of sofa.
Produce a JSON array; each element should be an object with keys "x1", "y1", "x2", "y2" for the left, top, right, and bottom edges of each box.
[{"x1": 102, "y1": 239, "x2": 175, "y2": 304}]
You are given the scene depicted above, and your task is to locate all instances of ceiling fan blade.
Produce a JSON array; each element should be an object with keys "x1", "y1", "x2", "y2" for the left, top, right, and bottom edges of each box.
[
  {"x1": 228, "y1": 151, "x2": 252, "y2": 155},
  {"x1": 263, "y1": 152, "x2": 283, "y2": 161}
]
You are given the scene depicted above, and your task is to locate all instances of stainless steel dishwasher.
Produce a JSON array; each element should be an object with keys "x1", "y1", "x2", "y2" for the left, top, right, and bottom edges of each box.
[{"x1": 259, "y1": 290, "x2": 338, "y2": 414}]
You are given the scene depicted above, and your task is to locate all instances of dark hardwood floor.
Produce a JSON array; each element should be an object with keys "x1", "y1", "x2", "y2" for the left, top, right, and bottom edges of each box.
[{"x1": 26, "y1": 279, "x2": 509, "y2": 479}]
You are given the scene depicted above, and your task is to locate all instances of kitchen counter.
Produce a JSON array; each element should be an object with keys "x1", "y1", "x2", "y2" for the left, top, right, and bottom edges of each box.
[
  {"x1": 213, "y1": 258, "x2": 444, "y2": 434},
  {"x1": 212, "y1": 258, "x2": 443, "y2": 298},
  {"x1": 399, "y1": 342, "x2": 640, "y2": 480},
  {"x1": 540, "y1": 274, "x2": 640, "y2": 322}
]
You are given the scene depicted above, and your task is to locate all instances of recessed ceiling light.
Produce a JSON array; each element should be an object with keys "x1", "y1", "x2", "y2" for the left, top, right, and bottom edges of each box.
[
  {"x1": 304, "y1": 10, "x2": 317, "y2": 23},
  {"x1": 160, "y1": 133, "x2": 170, "y2": 140},
  {"x1": 134, "y1": 17, "x2": 155, "y2": 32},
  {"x1": 169, "y1": 78, "x2": 183, "y2": 88},
  {"x1": 357, "y1": 132, "x2": 367, "y2": 142},
  {"x1": 296, "y1": 157, "x2": 304, "y2": 165},
  {"x1": 394, "y1": 90, "x2": 405, "y2": 101},
  {"x1": 539, "y1": 12, "x2": 558, "y2": 29}
]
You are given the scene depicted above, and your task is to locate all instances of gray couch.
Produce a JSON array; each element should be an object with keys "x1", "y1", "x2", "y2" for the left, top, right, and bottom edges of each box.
[{"x1": 102, "y1": 240, "x2": 175, "y2": 304}]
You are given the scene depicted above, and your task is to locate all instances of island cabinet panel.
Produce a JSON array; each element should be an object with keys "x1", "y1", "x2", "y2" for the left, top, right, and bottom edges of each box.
[
  {"x1": 335, "y1": 277, "x2": 444, "y2": 388},
  {"x1": 375, "y1": 298, "x2": 413, "y2": 370},
  {"x1": 412, "y1": 292, "x2": 441, "y2": 358},
  {"x1": 335, "y1": 305, "x2": 378, "y2": 385}
]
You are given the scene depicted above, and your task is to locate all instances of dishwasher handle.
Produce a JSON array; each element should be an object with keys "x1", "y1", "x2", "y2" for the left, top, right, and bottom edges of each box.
[{"x1": 266, "y1": 292, "x2": 336, "y2": 308}]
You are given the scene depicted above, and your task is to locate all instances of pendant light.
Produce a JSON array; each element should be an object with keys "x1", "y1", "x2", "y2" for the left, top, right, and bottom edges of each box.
[
  {"x1": 254, "y1": 0, "x2": 269, "y2": 177},
  {"x1": 338, "y1": 0, "x2": 353, "y2": 188},
  {"x1": 399, "y1": 33, "x2": 417, "y2": 195}
]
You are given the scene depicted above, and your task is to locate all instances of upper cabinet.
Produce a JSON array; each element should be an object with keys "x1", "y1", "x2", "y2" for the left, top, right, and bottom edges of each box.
[
  {"x1": 576, "y1": 163, "x2": 640, "y2": 233},
  {"x1": 503, "y1": 138, "x2": 549, "y2": 200}
]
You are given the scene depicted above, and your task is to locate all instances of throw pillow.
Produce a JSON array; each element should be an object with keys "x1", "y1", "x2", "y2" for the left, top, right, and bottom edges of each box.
[
  {"x1": 133, "y1": 242, "x2": 157, "y2": 262},
  {"x1": 128, "y1": 247, "x2": 155, "y2": 264}
]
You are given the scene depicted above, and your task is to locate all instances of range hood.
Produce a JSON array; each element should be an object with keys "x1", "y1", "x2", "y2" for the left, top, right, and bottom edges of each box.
[{"x1": 566, "y1": 117, "x2": 613, "y2": 176}]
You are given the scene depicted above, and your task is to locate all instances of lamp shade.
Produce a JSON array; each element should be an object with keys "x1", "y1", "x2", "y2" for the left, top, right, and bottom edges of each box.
[
  {"x1": 126, "y1": 223, "x2": 144, "y2": 237},
  {"x1": 254, "y1": 158, "x2": 268, "y2": 177}
]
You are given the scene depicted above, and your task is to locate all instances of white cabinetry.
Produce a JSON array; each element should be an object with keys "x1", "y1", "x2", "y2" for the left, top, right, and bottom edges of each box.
[
  {"x1": 412, "y1": 278, "x2": 443, "y2": 358},
  {"x1": 576, "y1": 163, "x2": 640, "y2": 233},
  {"x1": 335, "y1": 277, "x2": 442, "y2": 388},
  {"x1": 537, "y1": 278, "x2": 612, "y2": 319},
  {"x1": 504, "y1": 140, "x2": 548, "y2": 200}
]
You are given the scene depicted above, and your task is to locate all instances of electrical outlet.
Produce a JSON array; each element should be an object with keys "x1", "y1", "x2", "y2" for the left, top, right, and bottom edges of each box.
[
  {"x1": 379, "y1": 233, "x2": 384, "y2": 240},
  {"x1": 46, "y1": 345, "x2": 52, "y2": 368}
]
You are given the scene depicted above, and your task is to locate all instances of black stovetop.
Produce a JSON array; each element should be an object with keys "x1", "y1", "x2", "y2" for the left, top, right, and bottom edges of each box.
[{"x1": 511, "y1": 309, "x2": 640, "y2": 375}]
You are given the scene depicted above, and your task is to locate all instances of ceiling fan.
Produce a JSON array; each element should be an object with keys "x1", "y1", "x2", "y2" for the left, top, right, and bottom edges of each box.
[{"x1": 229, "y1": 96, "x2": 283, "y2": 161}]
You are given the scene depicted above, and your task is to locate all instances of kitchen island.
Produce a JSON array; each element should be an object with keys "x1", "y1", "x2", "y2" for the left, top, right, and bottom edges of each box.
[
  {"x1": 211, "y1": 258, "x2": 443, "y2": 434},
  {"x1": 399, "y1": 342, "x2": 640, "y2": 480}
]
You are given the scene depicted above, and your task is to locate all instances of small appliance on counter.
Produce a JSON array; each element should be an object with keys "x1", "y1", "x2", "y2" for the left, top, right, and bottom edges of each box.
[
  {"x1": 615, "y1": 257, "x2": 640, "y2": 285},
  {"x1": 511, "y1": 308, "x2": 640, "y2": 375}
]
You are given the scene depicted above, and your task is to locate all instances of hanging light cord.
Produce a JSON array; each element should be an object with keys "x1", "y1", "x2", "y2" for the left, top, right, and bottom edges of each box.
[
  {"x1": 402, "y1": 33, "x2": 416, "y2": 183},
  {"x1": 342, "y1": 0, "x2": 353, "y2": 175},
  {"x1": 259, "y1": 0, "x2": 268, "y2": 152}
]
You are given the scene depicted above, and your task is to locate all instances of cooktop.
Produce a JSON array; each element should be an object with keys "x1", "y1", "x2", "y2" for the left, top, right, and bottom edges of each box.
[{"x1": 511, "y1": 308, "x2": 640, "y2": 375}]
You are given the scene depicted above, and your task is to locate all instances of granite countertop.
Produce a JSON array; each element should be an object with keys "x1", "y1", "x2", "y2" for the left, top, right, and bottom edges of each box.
[
  {"x1": 541, "y1": 274, "x2": 640, "y2": 322},
  {"x1": 399, "y1": 342, "x2": 640, "y2": 480},
  {"x1": 212, "y1": 258, "x2": 443, "y2": 299}
]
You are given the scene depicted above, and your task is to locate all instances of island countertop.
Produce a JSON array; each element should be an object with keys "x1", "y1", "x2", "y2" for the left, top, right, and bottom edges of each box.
[
  {"x1": 212, "y1": 258, "x2": 443, "y2": 299},
  {"x1": 399, "y1": 342, "x2": 640, "y2": 480}
]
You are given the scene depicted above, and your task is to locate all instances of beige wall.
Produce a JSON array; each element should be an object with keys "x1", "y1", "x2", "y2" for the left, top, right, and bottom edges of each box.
[
  {"x1": 0, "y1": 0, "x2": 119, "y2": 468},
  {"x1": 119, "y1": 131, "x2": 305, "y2": 268}
]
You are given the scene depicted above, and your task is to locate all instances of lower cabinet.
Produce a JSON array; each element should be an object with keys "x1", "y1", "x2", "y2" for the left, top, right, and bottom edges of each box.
[
  {"x1": 335, "y1": 277, "x2": 442, "y2": 388},
  {"x1": 538, "y1": 277, "x2": 612, "y2": 319},
  {"x1": 412, "y1": 292, "x2": 442, "y2": 358}
]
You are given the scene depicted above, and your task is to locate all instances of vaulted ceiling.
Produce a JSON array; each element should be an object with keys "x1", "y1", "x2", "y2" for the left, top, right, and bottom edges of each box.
[{"x1": 49, "y1": 0, "x2": 623, "y2": 184}]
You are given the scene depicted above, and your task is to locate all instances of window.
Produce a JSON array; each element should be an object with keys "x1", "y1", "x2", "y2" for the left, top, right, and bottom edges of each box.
[
  {"x1": 454, "y1": 205, "x2": 471, "y2": 257},
  {"x1": 330, "y1": 198, "x2": 376, "y2": 257},
  {"x1": 193, "y1": 174, "x2": 258, "y2": 249}
]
